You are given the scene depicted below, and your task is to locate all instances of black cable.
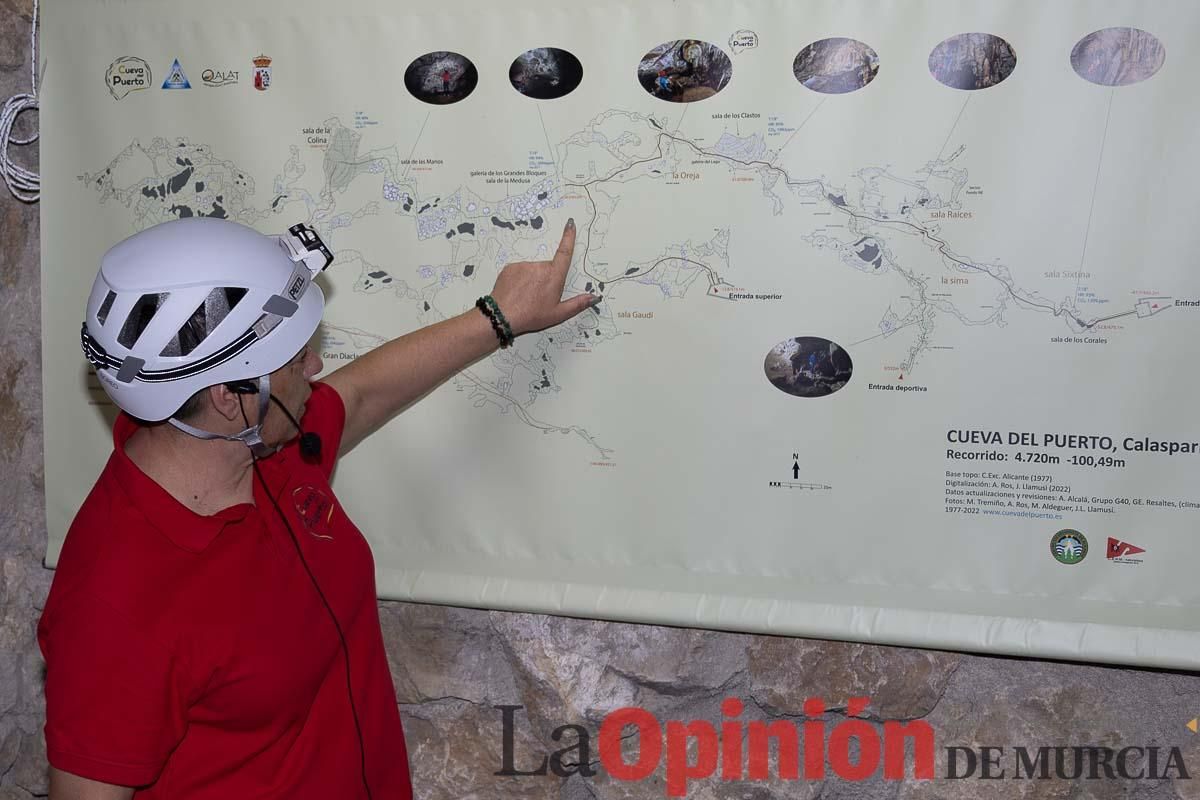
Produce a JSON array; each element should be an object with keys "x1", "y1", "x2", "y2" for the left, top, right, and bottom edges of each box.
[{"x1": 241, "y1": 404, "x2": 374, "y2": 799}]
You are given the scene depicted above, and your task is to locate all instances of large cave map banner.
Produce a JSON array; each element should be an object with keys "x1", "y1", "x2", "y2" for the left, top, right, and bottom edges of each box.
[{"x1": 42, "y1": 0, "x2": 1200, "y2": 667}]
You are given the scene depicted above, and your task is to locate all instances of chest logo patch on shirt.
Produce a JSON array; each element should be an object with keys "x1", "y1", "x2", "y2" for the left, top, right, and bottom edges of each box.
[{"x1": 291, "y1": 485, "x2": 336, "y2": 540}]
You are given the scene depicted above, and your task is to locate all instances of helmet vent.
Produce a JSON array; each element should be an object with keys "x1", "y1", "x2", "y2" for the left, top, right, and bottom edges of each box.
[
  {"x1": 117, "y1": 292, "x2": 170, "y2": 349},
  {"x1": 96, "y1": 291, "x2": 117, "y2": 326},
  {"x1": 160, "y1": 287, "x2": 248, "y2": 357}
]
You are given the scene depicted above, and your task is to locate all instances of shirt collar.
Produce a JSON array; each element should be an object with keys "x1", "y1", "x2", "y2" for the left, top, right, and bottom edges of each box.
[{"x1": 108, "y1": 413, "x2": 255, "y2": 553}]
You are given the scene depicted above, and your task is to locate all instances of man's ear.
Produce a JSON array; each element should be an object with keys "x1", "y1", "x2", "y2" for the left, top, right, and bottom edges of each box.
[{"x1": 208, "y1": 384, "x2": 245, "y2": 423}]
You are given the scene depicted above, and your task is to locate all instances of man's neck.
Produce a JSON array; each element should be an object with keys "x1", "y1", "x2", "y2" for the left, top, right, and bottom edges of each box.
[{"x1": 124, "y1": 421, "x2": 257, "y2": 515}]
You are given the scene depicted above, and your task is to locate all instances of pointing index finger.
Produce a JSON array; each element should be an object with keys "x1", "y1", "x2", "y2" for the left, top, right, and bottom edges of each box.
[{"x1": 553, "y1": 217, "x2": 577, "y2": 273}]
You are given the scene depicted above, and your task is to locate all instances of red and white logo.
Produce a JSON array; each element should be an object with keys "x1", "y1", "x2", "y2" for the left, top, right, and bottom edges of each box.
[
  {"x1": 1106, "y1": 537, "x2": 1145, "y2": 563},
  {"x1": 253, "y1": 55, "x2": 272, "y2": 91},
  {"x1": 292, "y1": 485, "x2": 335, "y2": 540}
]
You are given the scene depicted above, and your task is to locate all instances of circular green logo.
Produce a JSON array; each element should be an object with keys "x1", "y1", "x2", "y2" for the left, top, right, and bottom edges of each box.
[{"x1": 1051, "y1": 529, "x2": 1088, "y2": 564}]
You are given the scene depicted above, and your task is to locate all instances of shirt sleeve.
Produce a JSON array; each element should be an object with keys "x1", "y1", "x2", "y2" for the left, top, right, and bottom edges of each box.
[
  {"x1": 38, "y1": 590, "x2": 191, "y2": 788},
  {"x1": 301, "y1": 380, "x2": 347, "y2": 478}
]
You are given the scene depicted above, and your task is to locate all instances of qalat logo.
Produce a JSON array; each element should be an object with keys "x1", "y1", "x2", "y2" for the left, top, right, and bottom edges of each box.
[
  {"x1": 201, "y1": 68, "x2": 239, "y2": 87},
  {"x1": 105, "y1": 57, "x2": 151, "y2": 100},
  {"x1": 1107, "y1": 537, "x2": 1146, "y2": 564},
  {"x1": 1050, "y1": 529, "x2": 1088, "y2": 564}
]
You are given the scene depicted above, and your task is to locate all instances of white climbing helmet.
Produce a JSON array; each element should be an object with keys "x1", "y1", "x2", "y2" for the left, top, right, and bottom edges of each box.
[{"x1": 81, "y1": 217, "x2": 332, "y2": 423}]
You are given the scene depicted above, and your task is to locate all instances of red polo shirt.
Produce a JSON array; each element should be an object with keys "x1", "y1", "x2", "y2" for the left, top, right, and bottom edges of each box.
[{"x1": 38, "y1": 382, "x2": 412, "y2": 798}]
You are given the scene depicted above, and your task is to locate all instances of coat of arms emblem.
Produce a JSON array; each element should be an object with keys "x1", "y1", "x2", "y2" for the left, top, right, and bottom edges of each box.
[{"x1": 253, "y1": 55, "x2": 272, "y2": 91}]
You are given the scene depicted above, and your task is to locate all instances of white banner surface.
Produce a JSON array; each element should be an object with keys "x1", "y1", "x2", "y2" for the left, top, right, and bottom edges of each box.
[{"x1": 42, "y1": 0, "x2": 1200, "y2": 667}]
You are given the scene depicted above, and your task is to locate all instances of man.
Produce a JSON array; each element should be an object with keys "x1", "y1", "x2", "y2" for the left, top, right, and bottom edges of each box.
[{"x1": 39, "y1": 216, "x2": 597, "y2": 798}]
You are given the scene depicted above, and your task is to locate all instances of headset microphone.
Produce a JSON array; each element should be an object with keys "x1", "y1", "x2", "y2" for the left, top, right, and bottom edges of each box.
[{"x1": 269, "y1": 394, "x2": 322, "y2": 459}]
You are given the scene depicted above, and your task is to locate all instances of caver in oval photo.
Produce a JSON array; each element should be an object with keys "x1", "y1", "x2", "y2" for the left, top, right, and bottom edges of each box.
[
  {"x1": 764, "y1": 336, "x2": 854, "y2": 398},
  {"x1": 637, "y1": 39, "x2": 732, "y2": 103},
  {"x1": 404, "y1": 51, "x2": 479, "y2": 105}
]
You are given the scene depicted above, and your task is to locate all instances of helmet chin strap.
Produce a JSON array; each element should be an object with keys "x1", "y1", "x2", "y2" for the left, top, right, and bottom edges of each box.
[{"x1": 168, "y1": 374, "x2": 276, "y2": 459}]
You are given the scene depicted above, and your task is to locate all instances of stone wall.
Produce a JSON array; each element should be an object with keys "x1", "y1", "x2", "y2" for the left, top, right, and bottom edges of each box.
[
  {"x1": 2, "y1": 4, "x2": 1198, "y2": 798},
  {"x1": 1, "y1": 1, "x2": 52, "y2": 796}
]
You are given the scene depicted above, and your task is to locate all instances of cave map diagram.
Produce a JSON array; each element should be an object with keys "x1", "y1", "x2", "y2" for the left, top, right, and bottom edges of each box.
[{"x1": 79, "y1": 102, "x2": 1174, "y2": 461}]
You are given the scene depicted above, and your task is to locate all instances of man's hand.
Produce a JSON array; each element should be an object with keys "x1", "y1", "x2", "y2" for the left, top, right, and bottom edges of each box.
[{"x1": 489, "y1": 218, "x2": 600, "y2": 335}]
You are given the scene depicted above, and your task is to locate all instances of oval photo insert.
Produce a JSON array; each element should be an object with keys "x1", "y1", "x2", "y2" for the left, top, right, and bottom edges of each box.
[
  {"x1": 764, "y1": 336, "x2": 853, "y2": 398},
  {"x1": 793, "y1": 37, "x2": 880, "y2": 94},
  {"x1": 404, "y1": 51, "x2": 478, "y2": 105},
  {"x1": 1071, "y1": 27, "x2": 1165, "y2": 86},
  {"x1": 637, "y1": 39, "x2": 732, "y2": 103},
  {"x1": 928, "y1": 33, "x2": 1017, "y2": 90},
  {"x1": 510, "y1": 47, "x2": 584, "y2": 99}
]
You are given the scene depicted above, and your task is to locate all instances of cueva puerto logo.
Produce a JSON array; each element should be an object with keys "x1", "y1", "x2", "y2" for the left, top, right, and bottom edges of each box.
[
  {"x1": 105, "y1": 57, "x2": 152, "y2": 100},
  {"x1": 1051, "y1": 529, "x2": 1088, "y2": 565}
]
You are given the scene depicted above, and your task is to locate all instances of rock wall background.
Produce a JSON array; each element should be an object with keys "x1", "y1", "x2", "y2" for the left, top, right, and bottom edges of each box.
[{"x1": 2, "y1": 4, "x2": 1199, "y2": 798}]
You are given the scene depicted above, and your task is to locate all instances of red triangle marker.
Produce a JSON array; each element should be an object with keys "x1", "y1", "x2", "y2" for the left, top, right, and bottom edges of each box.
[
  {"x1": 899, "y1": 374, "x2": 904, "y2": 380},
  {"x1": 1106, "y1": 537, "x2": 1146, "y2": 558}
]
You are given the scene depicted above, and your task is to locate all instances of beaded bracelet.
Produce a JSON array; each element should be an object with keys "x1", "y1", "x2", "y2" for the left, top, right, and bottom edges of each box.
[
  {"x1": 476, "y1": 295, "x2": 515, "y2": 348},
  {"x1": 484, "y1": 296, "x2": 515, "y2": 345}
]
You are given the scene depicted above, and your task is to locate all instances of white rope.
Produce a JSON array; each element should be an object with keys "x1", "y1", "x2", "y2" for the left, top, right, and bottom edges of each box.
[{"x1": 0, "y1": 0, "x2": 39, "y2": 203}]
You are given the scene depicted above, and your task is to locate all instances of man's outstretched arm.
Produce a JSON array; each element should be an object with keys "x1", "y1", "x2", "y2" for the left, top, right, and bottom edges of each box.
[
  {"x1": 322, "y1": 219, "x2": 597, "y2": 456},
  {"x1": 49, "y1": 767, "x2": 135, "y2": 800}
]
